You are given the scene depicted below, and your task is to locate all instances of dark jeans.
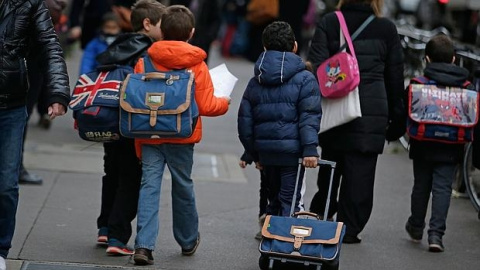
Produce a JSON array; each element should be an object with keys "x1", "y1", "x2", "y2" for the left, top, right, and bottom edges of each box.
[
  {"x1": 264, "y1": 165, "x2": 305, "y2": 217},
  {"x1": 0, "y1": 106, "x2": 27, "y2": 258},
  {"x1": 97, "y1": 138, "x2": 142, "y2": 244},
  {"x1": 310, "y1": 149, "x2": 378, "y2": 237},
  {"x1": 259, "y1": 170, "x2": 268, "y2": 217},
  {"x1": 408, "y1": 159, "x2": 456, "y2": 237}
]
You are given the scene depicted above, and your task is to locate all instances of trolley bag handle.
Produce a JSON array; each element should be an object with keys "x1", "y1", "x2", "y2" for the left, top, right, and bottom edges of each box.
[{"x1": 290, "y1": 158, "x2": 337, "y2": 220}]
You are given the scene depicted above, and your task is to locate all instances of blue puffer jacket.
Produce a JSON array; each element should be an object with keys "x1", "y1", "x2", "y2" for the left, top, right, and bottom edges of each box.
[{"x1": 238, "y1": 51, "x2": 322, "y2": 166}]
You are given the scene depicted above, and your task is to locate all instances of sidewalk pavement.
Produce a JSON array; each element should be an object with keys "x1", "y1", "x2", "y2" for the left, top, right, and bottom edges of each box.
[{"x1": 5, "y1": 44, "x2": 480, "y2": 270}]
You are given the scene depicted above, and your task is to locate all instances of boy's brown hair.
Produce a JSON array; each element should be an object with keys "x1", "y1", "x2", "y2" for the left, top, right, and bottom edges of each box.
[
  {"x1": 131, "y1": 0, "x2": 166, "y2": 32},
  {"x1": 160, "y1": 5, "x2": 195, "y2": 41},
  {"x1": 425, "y1": 35, "x2": 455, "y2": 63}
]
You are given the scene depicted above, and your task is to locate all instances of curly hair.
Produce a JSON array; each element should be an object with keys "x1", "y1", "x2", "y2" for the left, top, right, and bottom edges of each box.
[{"x1": 262, "y1": 21, "x2": 295, "y2": 52}]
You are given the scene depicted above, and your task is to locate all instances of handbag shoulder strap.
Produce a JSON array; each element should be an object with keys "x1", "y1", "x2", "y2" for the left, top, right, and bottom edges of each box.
[{"x1": 336, "y1": 11, "x2": 375, "y2": 56}]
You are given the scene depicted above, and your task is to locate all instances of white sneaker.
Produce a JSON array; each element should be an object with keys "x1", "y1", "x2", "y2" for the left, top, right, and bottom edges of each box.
[{"x1": 0, "y1": 256, "x2": 6, "y2": 270}]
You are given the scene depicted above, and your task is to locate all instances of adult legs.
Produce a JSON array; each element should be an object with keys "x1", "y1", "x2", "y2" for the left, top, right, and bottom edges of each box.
[
  {"x1": 337, "y1": 152, "x2": 378, "y2": 237},
  {"x1": 0, "y1": 107, "x2": 27, "y2": 259}
]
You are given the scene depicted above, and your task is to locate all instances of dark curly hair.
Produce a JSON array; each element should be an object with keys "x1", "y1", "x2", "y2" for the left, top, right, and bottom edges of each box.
[
  {"x1": 262, "y1": 21, "x2": 295, "y2": 52},
  {"x1": 425, "y1": 35, "x2": 455, "y2": 63}
]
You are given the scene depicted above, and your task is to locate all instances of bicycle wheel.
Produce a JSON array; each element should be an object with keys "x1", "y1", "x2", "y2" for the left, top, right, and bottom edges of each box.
[{"x1": 462, "y1": 142, "x2": 480, "y2": 212}]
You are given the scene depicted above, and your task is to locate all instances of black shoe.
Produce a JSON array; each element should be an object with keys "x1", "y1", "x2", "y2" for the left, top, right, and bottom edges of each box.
[
  {"x1": 19, "y1": 166, "x2": 43, "y2": 185},
  {"x1": 405, "y1": 222, "x2": 423, "y2": 242},
  {"x1": 428, "y1": 235, "x2": 444, "y2": 252},
  {"x1": 181, "y1": 233, "x2": 200, "y2": 256},
  {"x1": 133, "y1": 248, "x2": 154, "y2": 265},
  {"x1": 342, "y1": 234, "x2": 361, "y2": 244}
]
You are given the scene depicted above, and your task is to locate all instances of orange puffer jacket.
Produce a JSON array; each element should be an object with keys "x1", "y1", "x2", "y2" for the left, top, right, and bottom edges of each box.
[{"x1": 134, "y1": 40, "x2": 229, "y2": 157}]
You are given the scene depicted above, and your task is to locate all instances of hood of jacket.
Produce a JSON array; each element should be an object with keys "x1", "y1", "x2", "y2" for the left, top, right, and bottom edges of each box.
[
  {"x1": 254, "y1": 51, "x2": 306, "y2": 86},
  {"x1": 147, "y1": 40, "x2": 206, "y2": 69},
  {"x1": 424, "y1": 62, "x2": 470, "y2": 87},
  {"x1": 96, "y1": 33, "x2": 153, "y2": 66}
]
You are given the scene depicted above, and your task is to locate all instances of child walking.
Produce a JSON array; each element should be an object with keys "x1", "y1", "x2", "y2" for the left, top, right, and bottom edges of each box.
[
  {"x1": 93, "y1": 0, "x2": 166, "y2": 256},
  {"x1": 405, "y1": 35, "x2": 475, "y2": 252},
  {"x1": 238, "y1": 21, "x2": 321, "y2": 218},
  {"x1": 132, "y1": 5, "x2": 230, "y2": 266}
]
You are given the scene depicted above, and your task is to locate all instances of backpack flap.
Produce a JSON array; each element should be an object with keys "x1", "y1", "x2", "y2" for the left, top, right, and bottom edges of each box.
[
  {"x1": 69, "y1": 66, "x2": 132, "y2": 111},
  {"x1": 407, "y1": 84, "x2": 479, "y2": 143},
  {"x1": 69, "y1": 66, "x2": 132, "y2": 142},
  {"x1": 259, "y1": 215, "x2": 345, "y2": 261},
  {"x1": 119, "y1": 70, "x2": 199, "y2": 138}
]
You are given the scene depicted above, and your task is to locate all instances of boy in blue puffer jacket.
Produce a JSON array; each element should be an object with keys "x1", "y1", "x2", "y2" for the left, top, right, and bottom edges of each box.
[{"x1": 238, "y1": 21, "x2": 321, "y2": 217}]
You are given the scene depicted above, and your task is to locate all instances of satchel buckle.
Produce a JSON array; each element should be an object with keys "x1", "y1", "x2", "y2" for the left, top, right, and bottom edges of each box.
[
  {"x1": 293, "y1": 236, "x2": 304, "y2": 251},
  {"x1": 290, "y1": 226, "x2": 312, "y2": 251},
  {"x1": 149, "y1": 110, "x2": 157, "y2": 127}
]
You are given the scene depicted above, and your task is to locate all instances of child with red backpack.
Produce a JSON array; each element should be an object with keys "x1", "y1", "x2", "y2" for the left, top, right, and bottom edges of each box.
[{"x1": 405, "y1": 35, "x2": 477, "y2": 253}]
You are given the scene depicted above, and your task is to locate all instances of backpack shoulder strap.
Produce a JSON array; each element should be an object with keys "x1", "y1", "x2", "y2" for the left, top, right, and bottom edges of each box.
[{"x1": 143, "y1": 56, "x2": 157, "y2": 72}]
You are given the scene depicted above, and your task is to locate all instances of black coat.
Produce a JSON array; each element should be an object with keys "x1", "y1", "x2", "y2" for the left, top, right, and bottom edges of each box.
[
  {"x1": 307, "y1": 3, "x2": 405, "y2": 154},
  {"x1": 0, "y1": 0, "x2": 70, "y2": 110},
  {"x1": 96, "y1": 33, "x2": 153, "y2": 67},
  {"x1": 409, "y1": 63, "x2": 472, "y2": 163}
]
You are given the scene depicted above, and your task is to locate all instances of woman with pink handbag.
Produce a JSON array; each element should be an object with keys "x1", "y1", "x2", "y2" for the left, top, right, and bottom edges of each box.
[{"x1": 307, "y1": 0, "x2": 406, "y2": 244}]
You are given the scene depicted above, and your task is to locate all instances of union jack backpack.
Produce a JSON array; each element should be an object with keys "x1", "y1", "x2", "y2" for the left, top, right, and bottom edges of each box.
[
  {"x1": 407, "y1": 76, "x2": 479, "y2": 144},
  {"x1": 69, "y1": 65, "x2": 133, "y2": 142}
]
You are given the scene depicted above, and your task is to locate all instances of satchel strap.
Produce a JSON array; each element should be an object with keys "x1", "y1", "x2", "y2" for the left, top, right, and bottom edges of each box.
[{"x1": 336, "y1": 12, "x2": 375, "y2": 56}]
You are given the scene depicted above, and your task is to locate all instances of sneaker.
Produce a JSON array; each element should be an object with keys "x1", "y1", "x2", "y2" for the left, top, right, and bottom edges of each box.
[
  {"x1": 106, "y1": 239, "x2": 134, "y2": 256},
  {"x1": 428, "y1": 235, "x2": 444, "y2": 252},
  {"x1": 405, "y1": 222, "x2": 423, "y2": 242},
  {"x1": 97, "y1": 227, "x2": 108, "y2": 245},
  {"x1": 0, "y1": 256, "x2": 6, "y2": 270},
  {"x1": 134, "y1": 248, "x2": 154, "y2": 265},
  {"x1": 181, "y1": 233, "x2": 200, "y2": 256},
  {"x1": 342, "y1": 234, "x2": 361, "y2": 244}
]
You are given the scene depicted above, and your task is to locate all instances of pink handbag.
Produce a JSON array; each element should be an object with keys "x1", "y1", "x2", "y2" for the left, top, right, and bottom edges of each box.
[{"x1": 317, "y1": 12, "x2": 372, "y2": 99}]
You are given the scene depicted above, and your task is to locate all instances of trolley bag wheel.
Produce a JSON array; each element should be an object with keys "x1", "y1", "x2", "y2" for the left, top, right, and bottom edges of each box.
[{"x1": 259, "y1": 254, "x2": 269, "y2": 270}]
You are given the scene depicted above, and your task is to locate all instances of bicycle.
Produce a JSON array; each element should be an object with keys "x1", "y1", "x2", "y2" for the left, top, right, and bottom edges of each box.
[{"x1": 462, "y1": 142, "x2": 480, "y2": 219}]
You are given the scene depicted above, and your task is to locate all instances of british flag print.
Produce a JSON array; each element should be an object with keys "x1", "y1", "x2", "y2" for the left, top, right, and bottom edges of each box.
[{"x1": 70, "y1": 71, "x2": 122, "y2": 109}]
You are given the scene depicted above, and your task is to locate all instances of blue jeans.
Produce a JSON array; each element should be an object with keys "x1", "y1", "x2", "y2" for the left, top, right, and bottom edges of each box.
[
  {"x1": 0, "y1": 106, "x2": 27, "y2": 258},
  {"x1": 408, "y1": 159, "x2": 456, "y2": 237},
  {"x1": 135, "y1": 144, "x2": 198, "y2": 251}
]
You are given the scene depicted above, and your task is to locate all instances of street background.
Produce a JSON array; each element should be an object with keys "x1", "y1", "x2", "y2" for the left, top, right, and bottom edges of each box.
[{"x1": 5, "y1": 43, "x2": 480, "y2": 270}]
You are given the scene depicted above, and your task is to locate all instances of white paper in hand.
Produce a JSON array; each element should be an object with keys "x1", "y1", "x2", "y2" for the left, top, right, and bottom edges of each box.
[{"x1": 209, "y1": 63, "x2": 238, "y2": 97}]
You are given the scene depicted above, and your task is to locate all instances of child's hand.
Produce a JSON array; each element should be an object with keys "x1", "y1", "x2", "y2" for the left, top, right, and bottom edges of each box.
[
  {"x1": 239, "y1": 160, "x2": 247, "y2": 168},
  {"x1": 255, "y1": 162, "x2": 263, "y2": 170},
  {"x1": 303, "y1": 157, "x2": 318, "y2": 168}
]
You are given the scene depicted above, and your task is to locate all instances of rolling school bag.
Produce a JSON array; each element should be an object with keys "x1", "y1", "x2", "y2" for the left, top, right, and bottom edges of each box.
[
  {"x1": 259, "y1": 159, "x2": 346, "y2": 270},
  {"x1": 119, "y1": 56, "x2": 199, "y2": 139},
  {"x1": 407, "y1": 76, "x2": 479, "y2": 143},
  {"x1": 69, "y1": 64, "x2": 132, "y2": 142}
]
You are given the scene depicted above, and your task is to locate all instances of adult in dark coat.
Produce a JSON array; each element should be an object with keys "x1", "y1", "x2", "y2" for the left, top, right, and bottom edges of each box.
[
  {"x1": 0, "y1": 0, "x2": 70, "y2": 264},
  {"x1": 245, "y1": 0, "x2": 310, "y2": 62},
  {"x1": 170, "y1": 0, "x2": 222, "y2": 64},
  {"x1": 307, "y1": 0, "x2": 405, "y2": 243}
]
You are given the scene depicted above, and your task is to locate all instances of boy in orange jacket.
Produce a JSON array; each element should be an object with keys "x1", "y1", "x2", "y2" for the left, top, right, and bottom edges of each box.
[{"x1": 132, "y1": 5, "x2": 230, "y2": 266}]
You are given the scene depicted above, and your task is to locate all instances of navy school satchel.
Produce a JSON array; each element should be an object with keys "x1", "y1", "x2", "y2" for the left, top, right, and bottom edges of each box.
[{"x1": 119, "y1": 56, "x2": 199, "y2": 139}]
